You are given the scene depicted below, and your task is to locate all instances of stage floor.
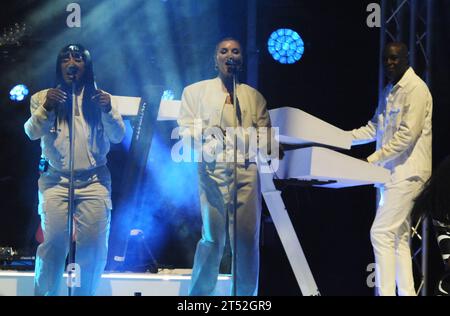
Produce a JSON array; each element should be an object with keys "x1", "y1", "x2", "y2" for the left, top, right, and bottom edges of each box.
[{"x1": 0, "y1": 269, "x2": 232, "y2": 296}]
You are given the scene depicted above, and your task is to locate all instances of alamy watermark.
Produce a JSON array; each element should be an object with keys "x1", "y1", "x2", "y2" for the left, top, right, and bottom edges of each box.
[
  {"x1": 171, "y1": 121, "x2": 280, "y2": 173},
  {"x1": 66, "y1": 263, "x2": 81, "y2": 288},
  {"x1": 366, "y1": 262, "x2": 376, "y2": 288},
  {"x1": 366, "y1": 3, "x2": 381, "y2": 28},
  {"x1": 65, "y1": 3, "x2": 380, "y2": 29},
  {"x1": 66, "y1": 3, "x2": 81, "y2": 28}
]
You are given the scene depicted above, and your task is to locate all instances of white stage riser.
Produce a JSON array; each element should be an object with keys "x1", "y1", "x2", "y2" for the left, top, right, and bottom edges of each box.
[{"x1": 0, "y1": 271, "x2": 232, "y2": 296}]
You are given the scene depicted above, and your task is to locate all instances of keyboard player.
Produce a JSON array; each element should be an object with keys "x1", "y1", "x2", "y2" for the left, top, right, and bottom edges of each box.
[{"x1": 349, "y1": 42, "x2": 432, "y2": 296}]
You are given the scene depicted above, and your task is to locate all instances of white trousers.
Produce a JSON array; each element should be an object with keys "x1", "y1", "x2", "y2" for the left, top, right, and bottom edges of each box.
[
  {"x1": 371, "y1": 178, "x2": 423, "y2": 296},
  {"x1": 34, "y1": 166, "x2": 112, "y2": 296},
  {"x1": 189, "y1": 162, "x2": 261, "y2": 296}
]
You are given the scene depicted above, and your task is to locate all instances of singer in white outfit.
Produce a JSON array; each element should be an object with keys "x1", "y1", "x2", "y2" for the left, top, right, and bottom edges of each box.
[
  {"x1": 178, "y1": 38, "x2": 273, "y2": 296},
  {"x1": 24, "y1": 44, "x2": 125, "y2": 296},
  {"x1": 350, "y1": 42, "x2": 432, "y2": 296}
]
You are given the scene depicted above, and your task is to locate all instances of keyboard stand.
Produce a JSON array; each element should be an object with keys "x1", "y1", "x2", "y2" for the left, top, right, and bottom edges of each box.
[{"x1": 258, "y1": 158, "x2": 320, "y2": 296}]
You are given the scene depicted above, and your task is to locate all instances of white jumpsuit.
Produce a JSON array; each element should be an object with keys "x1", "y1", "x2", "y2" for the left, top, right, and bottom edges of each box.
[
  {"x1": 24, "y1": 89, "x2": 125, "y2": 295},
  {"x1": 178, "y1": 77, "x2": 271, "y2": 296}
]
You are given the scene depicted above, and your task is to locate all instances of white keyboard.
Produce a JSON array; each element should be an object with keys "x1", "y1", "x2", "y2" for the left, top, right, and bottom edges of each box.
[{"x1": 274, "y1": 146, "x2": 390, "y2": 188}]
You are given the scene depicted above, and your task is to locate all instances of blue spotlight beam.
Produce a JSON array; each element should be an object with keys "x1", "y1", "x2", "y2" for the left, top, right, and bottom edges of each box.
[{"x1": 110, "y1": 86, "x2": 166, "y2": 270}]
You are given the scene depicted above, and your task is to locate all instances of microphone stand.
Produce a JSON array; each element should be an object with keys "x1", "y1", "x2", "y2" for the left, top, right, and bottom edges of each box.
[
  {"x1": 67, "y1": 79, "x2": 77, "y2": 296},
  {"x1": 231, "y1": 70, "x2": 238, "y2": 297}
]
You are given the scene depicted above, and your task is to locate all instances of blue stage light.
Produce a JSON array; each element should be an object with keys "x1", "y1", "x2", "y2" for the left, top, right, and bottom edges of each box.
[
  {"x1": 161, "y1": 89, "x2": 175, "y2": 101},
  {"x1": 267, "y1": 28, "x2": 304, "y2": 64},
  {"x1": 9, "y1": 84, "x2": 29, "y2": 101}
]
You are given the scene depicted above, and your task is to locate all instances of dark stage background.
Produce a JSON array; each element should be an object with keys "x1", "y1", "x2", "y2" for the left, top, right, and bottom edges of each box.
[{"x1": 0, "y1": 0, "x2": 449, "y2": 296}]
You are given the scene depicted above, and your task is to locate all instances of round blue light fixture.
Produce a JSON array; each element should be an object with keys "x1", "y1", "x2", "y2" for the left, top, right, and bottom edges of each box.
[
  {"x1": 267, "y1": 28, "x2": 304, "y2": 64},
  {"x1": 161, "y1": 89, "x2": 175, "y2": 101},
  {"x1": 9, "y1": 84, "x2": 29, "y2": 101}
]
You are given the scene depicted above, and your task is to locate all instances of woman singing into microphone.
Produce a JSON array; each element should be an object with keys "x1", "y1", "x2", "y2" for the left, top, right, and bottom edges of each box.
[{"x1": 178, "y1": 37, "x2": 274, "y2": 296}]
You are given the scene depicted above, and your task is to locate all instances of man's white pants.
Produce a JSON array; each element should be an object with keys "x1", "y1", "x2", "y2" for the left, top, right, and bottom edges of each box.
[
  {"x1": 34, "y1": 166, "x2": 112, "y2": 296},
  {"x1": 371, "y1": 178, "x2": 423, "y2": 296}
]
